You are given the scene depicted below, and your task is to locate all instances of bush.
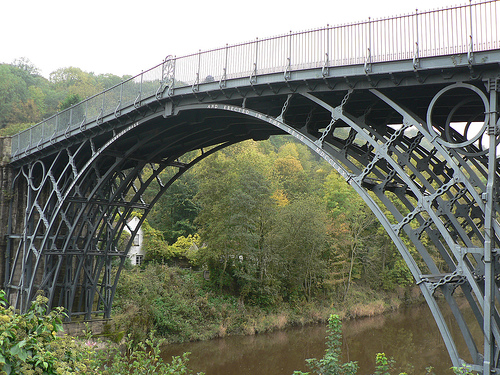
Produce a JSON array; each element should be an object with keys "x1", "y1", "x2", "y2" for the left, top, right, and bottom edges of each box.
[
  {"x1": 0, "y1": 290, "x2": 94, "y2": 374},
  {"x1": 0, "y1": 290, "x2": 203, "y2": 375},
  {"x1": 97, "y1": 332, "x2": 204, "y2": 375},
  {"x1": 293, "y1": 314, "x2": 358, "y2": 375}
]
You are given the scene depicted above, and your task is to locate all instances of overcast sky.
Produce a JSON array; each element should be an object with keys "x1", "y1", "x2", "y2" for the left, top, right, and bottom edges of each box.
[{"x1": 2, "y1": 0, "x2": 464, "y2": 78}]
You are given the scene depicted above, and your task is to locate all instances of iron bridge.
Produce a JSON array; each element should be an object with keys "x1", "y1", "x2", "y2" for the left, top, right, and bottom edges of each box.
[{"x1": 3, "y1": 1, "x2": 500, "y2": 373}]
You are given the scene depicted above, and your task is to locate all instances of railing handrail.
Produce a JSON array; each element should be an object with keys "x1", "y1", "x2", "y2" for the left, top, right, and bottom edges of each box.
[{"x1": 10, "y1": 0, "x2": 499, "y2": 159}]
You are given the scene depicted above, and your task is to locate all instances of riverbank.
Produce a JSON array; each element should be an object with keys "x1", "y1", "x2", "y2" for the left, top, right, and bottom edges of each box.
[{"x1": 103, "y1": 264, "x2": 423, "y2": 345}]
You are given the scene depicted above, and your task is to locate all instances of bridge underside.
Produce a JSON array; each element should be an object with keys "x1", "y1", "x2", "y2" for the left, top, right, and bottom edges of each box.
[{"x1": 4, "y1": 55, "x2": 500, "y2": 372}]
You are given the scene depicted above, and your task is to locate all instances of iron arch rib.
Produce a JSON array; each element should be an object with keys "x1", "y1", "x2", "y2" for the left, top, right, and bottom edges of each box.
[
  {"x1": 195, "y1": 90, "x2": 498, "y2": 372},
  {"x1": 5, "y1": 82, "x2": 499, "y2": 373}
]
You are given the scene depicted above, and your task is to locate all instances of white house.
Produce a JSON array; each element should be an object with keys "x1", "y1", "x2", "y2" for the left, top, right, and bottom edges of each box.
[{"x1": 123, "y1": 216, "x2": 145, "y2": 266}]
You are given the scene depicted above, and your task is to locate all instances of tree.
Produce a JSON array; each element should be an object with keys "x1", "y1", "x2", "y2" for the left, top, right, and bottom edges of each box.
[
  {"x1": 49, "y1": 67, "x2": 103, "y2": 101},
  {"x1": 266, "y1": 195, "x2": 330, "y2": 301},
  {"x1": 0, "y1": 64, "x2": 28, "y2": 127},
  {"x1": 0, "y1": 61, "x2": 56, "y2": 129},
  {"x1": 140, "y1": 217, "x2": 172, "y2": 262},
  {"x1": 272, "y1": 155, "x2": 309, "y2": 200},
  {"x1": 324, "y1": 172, "x2": 377, "y2": 300},
  {"x1": 195, "y1": 143, "x2": 279, "y2": 304},
  {"x1": 0, "y1": 290, "x2": 92, "y2": 374},
  {"x1": 11, "y1": 57, "x2": 40, "y2": 76},
  {"x1": 147, "y1": 167, "x2": 200, "y2": 244},
  {"x1": 59, "y1": 93, "x2": 82, "y2": 111}
]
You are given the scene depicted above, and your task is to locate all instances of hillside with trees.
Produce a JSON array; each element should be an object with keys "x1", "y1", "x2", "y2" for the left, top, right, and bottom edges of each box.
[{"x1": 0, "y1": 58, "x2": 129, "y2": 136}]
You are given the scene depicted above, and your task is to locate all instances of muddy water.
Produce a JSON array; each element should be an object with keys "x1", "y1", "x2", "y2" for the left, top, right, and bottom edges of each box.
[{"x1": 161, "y1": 302, "x2": 480, "y2": 374}]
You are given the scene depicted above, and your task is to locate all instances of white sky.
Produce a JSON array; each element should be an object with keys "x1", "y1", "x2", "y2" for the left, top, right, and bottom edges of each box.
[{"x1": 2, "y1": 0, "x2": 464, "y2": 79}]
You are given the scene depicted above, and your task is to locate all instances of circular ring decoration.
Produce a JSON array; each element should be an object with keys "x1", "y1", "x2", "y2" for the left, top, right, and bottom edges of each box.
[
  {"x1": 426, "y1": 83, "x2": 489, "y2": 149},
  {"x1": 29, "y1": 160, "x2": 45, "y2": 191}
]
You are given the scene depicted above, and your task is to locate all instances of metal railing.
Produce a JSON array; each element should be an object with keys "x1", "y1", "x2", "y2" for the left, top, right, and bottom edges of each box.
[{"x1": 11, "y1": 0, "x2": 499, "y2": 159}]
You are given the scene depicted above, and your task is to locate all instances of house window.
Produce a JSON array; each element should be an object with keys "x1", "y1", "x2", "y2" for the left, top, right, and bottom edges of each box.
[
  {"x1": 135, "y1": 254, "x2": 144, "y2": 266},
  {"x1": 133, "y1": 234, "x2": 140, "y2": 246}
]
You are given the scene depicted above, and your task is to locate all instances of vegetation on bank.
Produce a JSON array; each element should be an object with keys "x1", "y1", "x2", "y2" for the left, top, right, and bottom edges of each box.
[
  {"x1": 0, "y1": 59, "x2": 130, "y2": 135},
  {"x1": 110, "y1": 263, "x2": 420, "y2": 345},
  {"x1": 0, "y1": 290, "x2": 203, "y2": 375},
  {"x1": 0, "y1": 290, "x2": 475, "y2": 375}
]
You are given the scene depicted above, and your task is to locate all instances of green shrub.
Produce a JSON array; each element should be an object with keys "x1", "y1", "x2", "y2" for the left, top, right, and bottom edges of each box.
[
  {"x1": 98, "y1": 332, "x2": 204, "y2": 375},
  {"x1": 0, "y1": 289, "x2": 204, "y2": 374},
  {"x1": 0, "y1": 290, "x2": 94, "y2": 374},
  {"x1": 293, "y1": 314, "x2": 358, "y2": 375}
]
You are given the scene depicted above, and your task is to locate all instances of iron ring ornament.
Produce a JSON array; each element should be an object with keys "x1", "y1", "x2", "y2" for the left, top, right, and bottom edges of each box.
[
  {"x1": 28, "y1": 160, "x2": 45, "y2": 191},
  {"x1": 426, "y1": 83, "x2": 490, "y2": 153}
]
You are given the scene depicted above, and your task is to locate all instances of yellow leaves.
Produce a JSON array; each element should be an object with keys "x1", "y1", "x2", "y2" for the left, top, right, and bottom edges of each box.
[{"x1": 272, "y1": 189, "x2": 289, "y2": 207}]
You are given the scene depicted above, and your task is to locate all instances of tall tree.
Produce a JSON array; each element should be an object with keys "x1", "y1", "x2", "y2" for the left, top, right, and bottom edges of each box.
[
  {"x1": 195, "y1": 143, "x2": 278, "y2": 304},
  {"x1": 324, "y1": 172, "x2": 378, "y2": 299},
  {"x1": 266, "y1": 195, "x2": 330, "y2": 301}
]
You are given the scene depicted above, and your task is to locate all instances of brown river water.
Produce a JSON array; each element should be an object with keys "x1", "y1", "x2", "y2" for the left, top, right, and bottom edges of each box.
[{"x1": 161, "y1": 301, "x2": 481, "y2": 375}]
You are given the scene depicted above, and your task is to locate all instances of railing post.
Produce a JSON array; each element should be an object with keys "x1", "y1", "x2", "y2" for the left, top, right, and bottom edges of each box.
[
  {"x1": 134, "y1": 72, "x2": 143, "y2": 108},
  {"x1": 323, "y1": 25, "x2": 330, "y2": 77},
  {"x1": 413, "y1": 9, "x2": 420, "y2": 70},
  {"x1": 193, "y1": 50, "x2": 201, "y2": 92},
  {"x1": 169, "y1": 56, "x2": 176, "y2": 96},
  {"x1": 220, "y1": 44, "x2": 228, "y2": 89},
  {"x1": 285, "y1": 31, "x2": 292, "y2": 80},
  {"x1": 250, "y1": 38, "x2": 258, "y2": 84},
  {"x1": 483, "y1": 77, "x2": 498, "y2": 375},
  {"x1": 115, "y1": 82, "x2": 123, "y2": 117},
  {"x1": 468, "y1": 0, "x2": 474, "y2": 65},
  {"x1": 364, "y1": 17, "x2": 372, "y2": 73}
]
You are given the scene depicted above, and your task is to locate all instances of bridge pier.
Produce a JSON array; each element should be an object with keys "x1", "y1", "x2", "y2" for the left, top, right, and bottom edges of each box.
[
  {"x1": 0, "y1": 137, "x2": 13, "y2": 294},
  {"x1": 0, "y1": 137, "x2": 12, "y2": 293},
  {"x1": 0, "y1": 137, "x2": 27, "y2": 307}
]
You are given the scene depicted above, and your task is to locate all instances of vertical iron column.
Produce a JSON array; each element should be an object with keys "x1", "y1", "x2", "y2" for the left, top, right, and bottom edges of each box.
[{"x1": 484, "y1": 78, "x2": 499, "y2": 374}]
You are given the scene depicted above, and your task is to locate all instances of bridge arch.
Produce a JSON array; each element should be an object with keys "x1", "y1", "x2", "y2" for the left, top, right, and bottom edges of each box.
[{"x1": 5, "y1": 78, "x2": 498, "y2": 372}]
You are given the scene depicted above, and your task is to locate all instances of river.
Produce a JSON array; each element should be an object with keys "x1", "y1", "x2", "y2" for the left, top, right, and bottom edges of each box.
[{"x1": 161, "y1": 300, "x2": 480, "y2": 374}]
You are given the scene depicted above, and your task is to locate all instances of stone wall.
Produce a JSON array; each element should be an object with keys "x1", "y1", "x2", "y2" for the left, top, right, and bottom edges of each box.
[
  {"x1": 63, "y1": 319, "x2": 109, "y2": 336},
  {"x1": 0, "y1": 137, "x2": 12, "y2": 291}
]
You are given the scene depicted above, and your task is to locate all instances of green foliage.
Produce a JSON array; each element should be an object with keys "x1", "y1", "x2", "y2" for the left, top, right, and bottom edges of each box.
[
  {"x1": 195, "y1": 145, "x2": 280, "y2": 303},
  {"x1": 267, "y1": 195, "x2": 330, "y2": 302},
  {"x1": 381, "y1": 259, "x2": 414, "y2": 290},
  {"x1": 112, "y1": 264, "x2": 240, "y2": 343},
  {"x1": 0, "y1": 290, "x2": 93, "y2": 374},
  {"x1": 168, "y1": 234, "x2": 202, "y2": 265},
  {"x1": 141, "y1": 218, "x2": 172, "y2": 262},
  {"x1": 0, "y1": 61, "x2": 130, "y2": 135},
  {"x1": 59, "y1": 93, "x2": 82, "y2": 111},
  {"x1": 294, "y1": 314, "x2": 358, "y2": 375},
  {"x1": 98, "y1": 332, "x2": 204, "y2": 375},
  {"x1": 147, "y1": 168, "x2": 200, "y2": 244},
  {"x1": 374, "y1": 352, "x2": 396, "y2": 375},
  {"x1": 0, "y1": 290, "x2": 203, "y2": 374},
  {"x1": 294, "y1": 315, "x2": 417, "y2": 375},
  {"x1": 0, "y1": 123, "x2": 33, "y2": 137},
  {"x1": 0, "y1": 63, "x2": 44, "y2": 128},
  {"x1": 451, "y1": 365, "x2": 476, "y2": 374}
]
